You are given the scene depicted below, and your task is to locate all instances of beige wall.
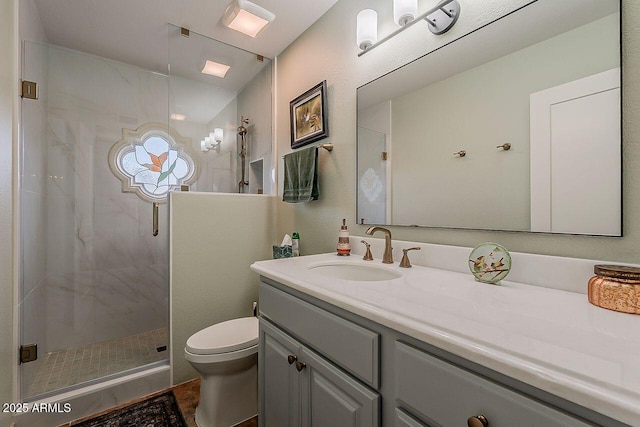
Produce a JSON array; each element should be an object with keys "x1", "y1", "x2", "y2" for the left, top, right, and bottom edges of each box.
[
  {"x1": 275, "y1": 0, "x2": 640, "y2": 263},
  {"x1": 170, "y1": 192, "x2": 275, "y2": 384},
  {"x1": 0, "y1": 0, "x2": 17, "y2": 425}
]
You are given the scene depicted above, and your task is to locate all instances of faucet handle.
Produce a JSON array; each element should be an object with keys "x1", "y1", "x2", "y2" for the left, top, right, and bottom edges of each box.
[
  {"x1": 361, "y1": 240, "x2": 373, "y2": 261},
  {"x1": 399, "y1": 247, "x2": 421, "y2": 268}
]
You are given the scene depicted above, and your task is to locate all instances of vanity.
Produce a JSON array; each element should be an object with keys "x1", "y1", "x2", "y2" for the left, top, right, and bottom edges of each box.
[{"x1": 251, "y1": 239, "x2": 639, "y2": 427}]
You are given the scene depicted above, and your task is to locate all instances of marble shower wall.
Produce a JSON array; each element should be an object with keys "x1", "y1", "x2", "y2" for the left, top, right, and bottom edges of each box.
[{"x1": 43, "y1": 46, "x2": 176, "y2": 351}]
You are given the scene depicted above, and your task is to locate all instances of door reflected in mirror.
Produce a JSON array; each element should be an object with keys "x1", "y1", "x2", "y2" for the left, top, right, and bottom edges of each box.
[{"x1": 357, "y1": 0, "x2": 621, "y2": 236}]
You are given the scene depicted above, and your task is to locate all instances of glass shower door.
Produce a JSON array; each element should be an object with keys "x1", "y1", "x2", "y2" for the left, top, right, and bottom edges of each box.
[{"x1": 19, "y1": 41, "x2": 170, "y2": 400}]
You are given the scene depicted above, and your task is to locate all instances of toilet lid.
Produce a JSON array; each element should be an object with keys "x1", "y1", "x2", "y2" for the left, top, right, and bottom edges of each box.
[{"x1": 186, "y1": 317, "x2": 259, "y2": 355}]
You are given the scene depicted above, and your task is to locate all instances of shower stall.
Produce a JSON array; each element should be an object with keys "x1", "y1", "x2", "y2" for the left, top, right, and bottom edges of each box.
[
  {"x1": 18, "y1": 24, "x2": 272, "y2": 411},
  {"x1": 19, "y1": 41, "x2": 172, "y2": 401}
]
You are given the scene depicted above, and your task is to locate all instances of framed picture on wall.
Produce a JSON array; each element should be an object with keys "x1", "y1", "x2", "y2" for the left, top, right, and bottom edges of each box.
[{"x1": 290, "y1": 80, "x2": 328, "y2": 149}]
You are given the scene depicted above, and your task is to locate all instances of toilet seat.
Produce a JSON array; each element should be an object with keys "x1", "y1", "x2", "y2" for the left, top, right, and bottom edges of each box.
[
  {"x1": 186, "y1": 316, "x2": 258, "y2": 355},
  {"x1": 184, "y1": 343, "x2": 258, "y2": 364}
]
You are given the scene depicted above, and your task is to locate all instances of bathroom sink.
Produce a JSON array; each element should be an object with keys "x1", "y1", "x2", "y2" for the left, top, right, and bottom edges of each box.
[{"x1": 307, "y1": 261, "x2": 402, "y2": 282}]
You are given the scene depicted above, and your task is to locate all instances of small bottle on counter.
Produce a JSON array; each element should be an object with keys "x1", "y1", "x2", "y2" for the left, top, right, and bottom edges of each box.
[
  {"x1": 337, "y1": 219, "x2": 351, "y2": 256},
  {"x1": 292, "y1": 232, "x2": 300, "y2": 257}
]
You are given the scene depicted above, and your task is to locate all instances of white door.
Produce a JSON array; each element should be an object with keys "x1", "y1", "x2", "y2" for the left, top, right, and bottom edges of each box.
[{"x1": 530, "y1": 68, "x2": 620, "y2": 235}]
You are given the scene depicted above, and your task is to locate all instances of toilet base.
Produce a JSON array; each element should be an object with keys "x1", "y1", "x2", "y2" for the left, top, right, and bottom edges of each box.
[{"x1": 194, "y1": 355, "x2": 258, "y2": 427}]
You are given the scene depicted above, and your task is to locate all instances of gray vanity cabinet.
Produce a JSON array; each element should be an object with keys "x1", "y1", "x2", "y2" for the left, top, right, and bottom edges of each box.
[
  {"x1": 259, "y1": 280, "x2": 617, "y2": 427},
  {"x1": 260, "y1": 318, "x2": 380, "y2": 427}
]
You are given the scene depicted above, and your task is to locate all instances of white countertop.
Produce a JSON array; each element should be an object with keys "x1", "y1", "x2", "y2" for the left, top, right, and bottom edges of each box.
[{"x1": 251, "y1": 253, "x2": 640, "y2": 426}]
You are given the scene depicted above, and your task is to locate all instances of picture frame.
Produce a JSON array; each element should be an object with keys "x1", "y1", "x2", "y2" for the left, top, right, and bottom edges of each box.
[{"x1": 290, "y1": 80, "x2": 328, "y2": 149}]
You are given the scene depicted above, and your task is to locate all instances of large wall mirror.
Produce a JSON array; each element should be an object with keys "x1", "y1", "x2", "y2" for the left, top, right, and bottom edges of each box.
[{"x1": 357, "y1": 0, "x2": 621, "y2": 235}]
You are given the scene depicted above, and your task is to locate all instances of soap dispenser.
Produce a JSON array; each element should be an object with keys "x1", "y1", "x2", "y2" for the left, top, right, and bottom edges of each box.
[{"x1": 337, "y1": 219, "x2": 351, "y2": 256}]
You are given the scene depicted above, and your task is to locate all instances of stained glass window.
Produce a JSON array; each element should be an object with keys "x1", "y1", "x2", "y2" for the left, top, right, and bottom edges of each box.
[{"x1": 109, "y1": 124, "x2": 197, "y2": 202}]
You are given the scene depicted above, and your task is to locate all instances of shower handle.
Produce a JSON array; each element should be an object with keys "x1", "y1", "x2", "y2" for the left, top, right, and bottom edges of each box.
[{"x1": 152, "y1": 202, "x2": 159, "y2": 236}]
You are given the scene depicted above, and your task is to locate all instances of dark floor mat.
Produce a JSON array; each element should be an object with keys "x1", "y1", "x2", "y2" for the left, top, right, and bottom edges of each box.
[{"x1": 71, "y1": 391, "x2": 186, "y2": 427}]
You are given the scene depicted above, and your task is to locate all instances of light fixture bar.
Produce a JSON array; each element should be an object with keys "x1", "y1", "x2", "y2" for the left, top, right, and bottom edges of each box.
[{"x1": 358, "y1": 0, "x2": 458, "y2": 57}]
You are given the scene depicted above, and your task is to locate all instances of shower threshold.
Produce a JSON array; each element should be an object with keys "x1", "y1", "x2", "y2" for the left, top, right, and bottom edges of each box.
[{"x1": 26, "y1": 328, "x2": 168, "y2": 399}]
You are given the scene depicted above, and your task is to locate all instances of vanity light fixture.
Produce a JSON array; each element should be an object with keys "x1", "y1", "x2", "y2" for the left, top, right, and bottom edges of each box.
[
  {"x1": 356, "y1": 9, "x2": 378, "y2": 50},
  {"x1": 201, "y1": 60, "x2": 231, "y2": 78},
  {"x1": 201, "y1": 129, "x2": 224, "y2": 153},
  {"x1": 357, "y1": 0, "x2": 461, "y2": 56},
  {"x1": 222, "y1": 0, "x2": 275, "y2": 38},
  {"x1": 170, "y1": 113, "x2": 186, "y2": 121}
]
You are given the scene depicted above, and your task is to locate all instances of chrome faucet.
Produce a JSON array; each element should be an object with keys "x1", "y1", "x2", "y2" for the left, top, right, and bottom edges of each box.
[{"x1": 365, "y1": 226, "x2": 393, "y2": 264}]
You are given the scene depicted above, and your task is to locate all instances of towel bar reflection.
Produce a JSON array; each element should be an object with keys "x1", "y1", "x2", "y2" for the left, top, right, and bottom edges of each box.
[{"x1": 282, "y1": 143, "x2": 333, "y2": 158}]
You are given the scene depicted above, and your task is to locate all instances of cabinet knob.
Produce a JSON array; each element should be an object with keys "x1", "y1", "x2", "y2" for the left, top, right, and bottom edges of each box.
[
  {"x1": 295, "y1": 361, "x2": 307, "y2": 372},
  {"x1": 287, "y1": 354, "x2": 298, "y2": 365},
  {"x1": 467, "y1": 414, "x2": 489, "y2": 427}
]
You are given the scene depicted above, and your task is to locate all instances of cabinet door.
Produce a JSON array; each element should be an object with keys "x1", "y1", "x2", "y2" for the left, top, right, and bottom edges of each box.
[
  {"x1": 300, "y1": 347, "x2": 380, "y2": 427},
  {"x1": 260, "y1": 319, "x2": 302, "y2": 427}
]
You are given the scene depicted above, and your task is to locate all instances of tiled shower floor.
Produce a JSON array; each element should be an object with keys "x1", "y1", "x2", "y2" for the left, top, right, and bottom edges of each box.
[{"x1": 28, "y1": 328, "x2": 168, "y2": 397}]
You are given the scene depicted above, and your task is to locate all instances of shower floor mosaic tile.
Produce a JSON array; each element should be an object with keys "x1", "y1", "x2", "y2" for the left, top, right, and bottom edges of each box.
[{"x1": 28, "y1": 328, "x2": 168, "y2": 397}]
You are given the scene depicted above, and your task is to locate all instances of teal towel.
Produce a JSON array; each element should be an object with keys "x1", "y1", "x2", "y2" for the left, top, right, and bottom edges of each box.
[{"x1": 283, "y1": 147, "x2": 319, "y2": 203}]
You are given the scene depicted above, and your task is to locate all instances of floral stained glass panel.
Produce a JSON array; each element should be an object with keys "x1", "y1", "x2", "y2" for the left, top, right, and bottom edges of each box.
[{"x1": 112, "y1": 130, "x2": 195, "y2": 202}]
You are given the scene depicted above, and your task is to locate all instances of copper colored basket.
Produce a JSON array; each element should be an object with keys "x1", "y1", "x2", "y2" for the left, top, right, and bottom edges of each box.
[{"x1": 588, "y1": 265, "x2": 640, "y2": 314}]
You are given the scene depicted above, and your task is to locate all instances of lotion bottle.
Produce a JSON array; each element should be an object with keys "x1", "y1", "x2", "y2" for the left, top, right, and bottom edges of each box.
[{"x1": 337, "y1": 219, "x2": 351, "y2": 256}]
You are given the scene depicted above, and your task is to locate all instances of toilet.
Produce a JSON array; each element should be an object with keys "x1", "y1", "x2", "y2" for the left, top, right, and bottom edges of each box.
[{"x1": 184, "y1": 316, "x2": 259, "y2": 427}]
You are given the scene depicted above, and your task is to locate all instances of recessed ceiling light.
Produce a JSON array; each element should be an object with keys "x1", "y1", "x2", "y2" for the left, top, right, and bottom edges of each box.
[
  {"x1": 222, "y1": 0, "x2": 275, "y2": 38},
  {"x1": 170, "y1": 113, "x2": 186, "y2": 121},
  {"x1": 201, "y1": 60, "x2": 231, "y2": 78}
]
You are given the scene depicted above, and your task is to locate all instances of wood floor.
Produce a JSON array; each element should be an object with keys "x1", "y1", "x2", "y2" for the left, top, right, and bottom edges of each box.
[{"x1": 173, "y1": 379, "x2": 258, "y2": 427}]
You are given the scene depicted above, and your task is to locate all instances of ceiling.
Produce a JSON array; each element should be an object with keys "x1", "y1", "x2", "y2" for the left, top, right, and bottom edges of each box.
[{"x1": 32, "y1": 0, "x2": 340, "y2": 74}]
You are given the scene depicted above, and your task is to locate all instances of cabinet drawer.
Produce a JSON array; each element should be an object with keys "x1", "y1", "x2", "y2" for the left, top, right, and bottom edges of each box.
[
  {"x1": 395, "y1": 408, "x2": 429, "y2": 427},
  {"x1": 395, "y1": 342, "x2": 590, "y2": 427},
  {"x1": 260, "y1": 282, "x2": 379, "y2": 388}
]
